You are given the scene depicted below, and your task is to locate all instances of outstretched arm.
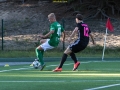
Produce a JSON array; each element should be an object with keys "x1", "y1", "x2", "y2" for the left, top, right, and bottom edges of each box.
[
  {"x1": 39, "y1": 30, "x2": 54, "y2": 39},
  {"x1": 68, "y1": 27, "x2": 78, "y2": 43},
  {"x1": 61, "y1": 31, "x2": 65, "y2": 42}
]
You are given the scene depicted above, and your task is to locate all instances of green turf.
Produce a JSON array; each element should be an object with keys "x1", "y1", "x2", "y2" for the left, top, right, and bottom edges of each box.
[
  {"x1": 0, "y1": 61, "x2": 120, "y2": 90},
  {"x1": 0, "y1": 46, "x2": 120, "y2": 58}
]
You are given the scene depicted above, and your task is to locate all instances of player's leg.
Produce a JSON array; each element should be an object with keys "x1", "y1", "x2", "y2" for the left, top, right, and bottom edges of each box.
[
  {"x1": 69, "y1": 52, "x2": 80, "y2": 71},
  {"x1": 35, "y1": 39, "x2": 46, "y2": 65},
  {"x1": 71, "y1": 44, "x2": 87, "y2": 71},
  {"x1": 36, "y1": 46, "x2": 46, "y2": 71},
  {"x1": 35, "y1": 46, "x2": 44, "y2": 65},
  {"x1": 70, "y1": 52, "x2": 77, "y2": 63},
  {"x1": 66, "y1": 42, "x2": 80, "y2": 71},
  {"x1": 59, "y1": 47, "x2": 72, "y2": 68},
  {"x1": 35, "y1": 39, "x2": 47, "y2": 70},
  {"x1": 38, "y1": 39, "x2": 54, "y2": 70},
  {"x1": 53, "y1": 41, "x2": 81, "y2": 72},
  {"x1": 53, "y1": 47, "x2": 72, "y2": 72},
  {"x1": 38, "y1": 39, "x2": 45, "y2": 61},
  {"x1": 72, "y1": 56, "x2": 80, "y2": 71}
]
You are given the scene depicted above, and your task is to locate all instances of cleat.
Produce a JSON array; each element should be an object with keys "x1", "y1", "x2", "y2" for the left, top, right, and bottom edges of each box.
[
  {"x1": 40, "y1": 64, "x2": 46, "y2": 71},
  {"x1": 73, "y1": 61, "x2": 80, "y2": 71},
  {"x1": 53, "y1": 67, "x2": 62, "y2": 72}
]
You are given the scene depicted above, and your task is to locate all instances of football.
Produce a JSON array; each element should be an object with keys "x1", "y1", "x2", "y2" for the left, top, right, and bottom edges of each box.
[{"x1": 33, "y1": 60, "x2": 40, "y2": 69}]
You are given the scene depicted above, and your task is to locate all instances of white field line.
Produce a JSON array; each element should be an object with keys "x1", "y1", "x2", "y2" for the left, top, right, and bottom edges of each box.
[
  {"x1": 0, "y1": 61, "x2": 91, "y2": 72},
  {"x1": 0, "y1": 81, "x2": 65, "y2": 83},
  {"x1": 84, "y1": 83, "x2": 120, "y2": 90},
  {"x1": 0, "y1": 80, "x2": 120, "y2": 83},
  {"x1": 46, "y1": 61, "x2": 91, "y2": 67},
  {"x1": 0, "y1": 67, "x2": 33, "y2": 72},
  {"x1": 71, "y1": 80, "x2": 120, "y2": 82},
  {"x1": 0, "y1": 60, "x2": 120, "y2": 73}
]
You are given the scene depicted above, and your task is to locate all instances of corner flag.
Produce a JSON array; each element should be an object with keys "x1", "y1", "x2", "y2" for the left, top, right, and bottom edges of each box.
[
  {"x1": 102, "y1": 18, "x2": 114, "y2": 61},
  {"x1": 106, "y1": 18, "x2": 114, "y2": 32}
]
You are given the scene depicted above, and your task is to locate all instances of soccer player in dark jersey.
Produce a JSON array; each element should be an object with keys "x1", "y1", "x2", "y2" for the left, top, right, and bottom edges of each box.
[{"x1": 53, "y1": 14, "x2": 95, "y2": 72}]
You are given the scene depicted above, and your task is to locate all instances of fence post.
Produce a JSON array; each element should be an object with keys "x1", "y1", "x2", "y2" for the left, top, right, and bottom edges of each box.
[
  {"x1": 1, "y1": 19, "x2": 4, "y2": 50},
  {"x1": 62, "y1": 18, "x2": 65, "y2": 50}
]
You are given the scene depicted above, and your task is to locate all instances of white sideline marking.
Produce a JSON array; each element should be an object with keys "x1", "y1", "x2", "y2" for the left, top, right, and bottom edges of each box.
[
  {"x1": 45, "y1": 63, "x2": 73, "y2": 67},
  {"x1": 0, "y1": 81, "x2": 65, "y2": 83},
  {"x1": 0, "y1": 61, "x2": 119, "y2": 73},
  {"x1": 46, "y1": 61, "x2": 91, "y2": 67},
  {"x1": 0, "y1": 61, "x2": 91, "y2": 72},
  {"x1": 0, "y1": 80, "x2": 120, "y2": 83},
  {"x1": 84, "y1": 83, "x2": 120, "y2": 90},
  {"x1": 71, "y1": 80, "x2": 120, "y2": 82},
  {"x1": 0, "y1": 67, "x2": 33, "y2": 72}
]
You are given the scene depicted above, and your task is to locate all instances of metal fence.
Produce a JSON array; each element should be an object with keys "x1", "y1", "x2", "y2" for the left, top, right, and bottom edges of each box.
[
  {"x1": 0, "y1": 18, "x2": 120, "y2": 51},
  {"x1": 0, "y1": 18, "x2": 66, "y2": 50}
]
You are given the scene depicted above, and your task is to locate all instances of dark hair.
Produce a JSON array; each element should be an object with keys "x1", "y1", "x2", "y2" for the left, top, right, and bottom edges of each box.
[{"x1": 76, "y1": 14, "x2": 83, "y2": 20}]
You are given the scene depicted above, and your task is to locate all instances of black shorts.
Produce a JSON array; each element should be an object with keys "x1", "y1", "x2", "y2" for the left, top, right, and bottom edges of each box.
[{"x1": 69, "y1": 40, "x2": 88, "y2": 53}]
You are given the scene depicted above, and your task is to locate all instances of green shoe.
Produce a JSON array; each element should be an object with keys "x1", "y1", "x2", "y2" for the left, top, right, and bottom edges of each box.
[{"x1": 40, "y1": 64, "x2": 46, "y2": 71}]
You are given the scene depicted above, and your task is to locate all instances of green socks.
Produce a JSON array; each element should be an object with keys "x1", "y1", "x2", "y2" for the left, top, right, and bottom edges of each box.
[{"x1": 35, "y1": 48, "x2": 44, "y2": 65}]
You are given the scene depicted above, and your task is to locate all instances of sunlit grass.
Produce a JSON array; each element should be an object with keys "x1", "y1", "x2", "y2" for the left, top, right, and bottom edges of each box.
[{"x1": 0, "y1": 61, "x2": 120, "y2": 90}]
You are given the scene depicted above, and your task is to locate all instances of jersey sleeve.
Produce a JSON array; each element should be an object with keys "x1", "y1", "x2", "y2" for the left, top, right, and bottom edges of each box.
[{"x1": 50, "y1": 24, "x2": 55, "y2": 31}]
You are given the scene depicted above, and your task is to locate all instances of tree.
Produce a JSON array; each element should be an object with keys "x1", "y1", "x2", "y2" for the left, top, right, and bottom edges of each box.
[{"x1": 67, "y1": 0, "x2": 120, "y2": 20}]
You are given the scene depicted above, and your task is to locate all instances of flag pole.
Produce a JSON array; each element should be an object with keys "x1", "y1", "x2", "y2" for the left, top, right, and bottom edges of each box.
[
  {"x1": 102, "y1": 28, "x2": 108, "y2": 61},
  {"x1": 102, "y1": 18, "x2": 114, "y2": 61}
]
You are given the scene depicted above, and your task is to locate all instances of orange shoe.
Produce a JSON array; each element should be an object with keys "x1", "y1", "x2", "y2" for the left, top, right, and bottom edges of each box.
[
  {"x1": 53, "y1": 67, "x2": 62, "y2": 72},
  {"x1": 73, "y1": 61, "x2": 80, "y2": 71}
]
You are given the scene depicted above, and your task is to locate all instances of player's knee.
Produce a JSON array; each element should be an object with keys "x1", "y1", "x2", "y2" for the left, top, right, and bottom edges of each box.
[
  {"x1": 36, "y1": 46, "x2": 43, "y2": 51},
  {"x1": 64, "y1": 51, "x2": 69, "y2": 55},
  {"x1": 35, "y1": 48, "x2": 39, "y2": 52},
  {"x1": 64, "y1": 48, "x2": 71, "y2": 54},
  {"x1": 40, "y1": 39, "x2": 46, "y2": 44}
]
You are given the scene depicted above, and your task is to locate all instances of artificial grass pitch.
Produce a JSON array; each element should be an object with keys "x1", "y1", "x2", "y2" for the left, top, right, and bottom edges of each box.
[{"x1": 0, "y1": 61, "x2": 120, "y2": 90}]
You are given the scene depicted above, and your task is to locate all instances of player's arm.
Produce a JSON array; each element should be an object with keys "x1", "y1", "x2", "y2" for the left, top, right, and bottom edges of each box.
[
  {"x1": 68, "y1": 27, "x2": 78, "y2": 42},
  {"x1": 70, "y1": 27, "x2": 78, "y2": 38},
  {"x1": 39, "y1": 30, "x2": 54, "y2": 39},
  {"x1": 89, "y1": 33, "x2": 95, "y2": 45},
  {"x1": 61, "y1": 31, "x2": 65, "y2": 42}
]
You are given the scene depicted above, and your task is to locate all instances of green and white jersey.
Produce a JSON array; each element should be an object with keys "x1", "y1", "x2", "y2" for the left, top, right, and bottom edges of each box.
[{"x1": 48, "y1": 21, "x2": 64, "y2": 47}]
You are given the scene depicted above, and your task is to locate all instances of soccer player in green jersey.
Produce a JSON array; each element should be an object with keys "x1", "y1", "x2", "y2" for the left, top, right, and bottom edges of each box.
[{"x1": 35, "y1": 13, "x2": 65, "y2": 71}]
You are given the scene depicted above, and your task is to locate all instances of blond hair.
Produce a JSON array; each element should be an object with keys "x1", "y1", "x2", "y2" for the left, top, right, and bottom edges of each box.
[{"x1": 48, "y1": 13, "x2": 56, "y2": 19}]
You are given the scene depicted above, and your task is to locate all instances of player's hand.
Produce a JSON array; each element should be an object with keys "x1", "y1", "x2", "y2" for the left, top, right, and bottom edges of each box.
[
  {"x1": 38, "y1": 35, "x2": 45, "y2": 39},
  {"x1": 61, "y1": 38, "x2": 65, "y2": 42}
]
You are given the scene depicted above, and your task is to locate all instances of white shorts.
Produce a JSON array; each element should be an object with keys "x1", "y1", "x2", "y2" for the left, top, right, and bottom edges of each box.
[{"x1": 40, "y1": 39, "x2": 54, "y2": 51}]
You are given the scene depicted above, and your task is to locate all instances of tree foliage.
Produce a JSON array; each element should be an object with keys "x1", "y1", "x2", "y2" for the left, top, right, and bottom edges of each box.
[
  {"x1": 67, "y1": 0, "x2": 120, "y2": 20},
  {"x1": 4, "y1": 0, "x2": 120, "y2": 20}
]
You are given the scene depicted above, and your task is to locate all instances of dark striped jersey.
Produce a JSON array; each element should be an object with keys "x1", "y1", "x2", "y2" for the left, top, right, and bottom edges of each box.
[{"x1": 76, "y1": 22, "x2": 91, "y2": 45}]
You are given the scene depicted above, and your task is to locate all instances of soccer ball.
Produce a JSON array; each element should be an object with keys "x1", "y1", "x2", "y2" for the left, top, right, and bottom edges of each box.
[{"x1": 33, "y1": 60, "x2": 40, "y2": 69}]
